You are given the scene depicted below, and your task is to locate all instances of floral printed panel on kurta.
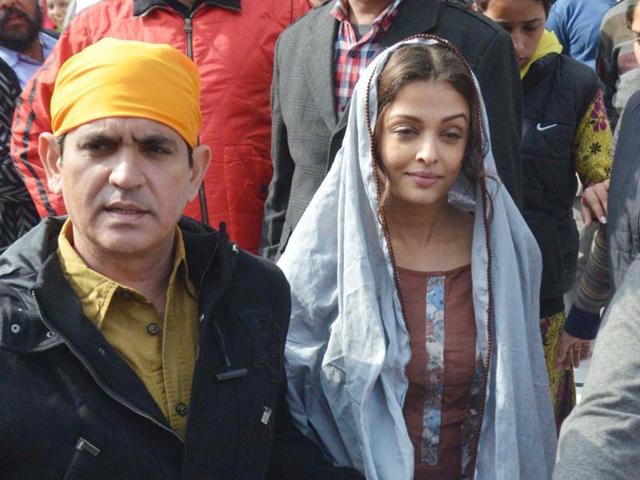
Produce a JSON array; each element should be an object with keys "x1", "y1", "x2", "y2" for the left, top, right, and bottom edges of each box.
[
  {"x1": 422, "y1": 275, "x2": 446, "y2": 464},
  {"x1": 399, "y1": 264, "x2": 485, "y2": 480}
]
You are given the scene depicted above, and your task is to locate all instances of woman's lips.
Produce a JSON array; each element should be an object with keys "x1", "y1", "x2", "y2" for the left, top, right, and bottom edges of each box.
[{"x1": 406, "y1": 172, "x2": 441, "y2": 187}]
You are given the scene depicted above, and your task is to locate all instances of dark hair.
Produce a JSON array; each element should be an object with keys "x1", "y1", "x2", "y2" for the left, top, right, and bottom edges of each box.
[
  {"x1": 57, "y1": 133, "x2": 194, "y2": 167},
  {"x1": 372, "y1": 41, "x2": 487, "y2": 211},
  {"x1": 475, "y1": 0, "x2": 551, "y2": 16},
  {"x1": 627, "y1": 0, "x2": 639, "y2": 29}
]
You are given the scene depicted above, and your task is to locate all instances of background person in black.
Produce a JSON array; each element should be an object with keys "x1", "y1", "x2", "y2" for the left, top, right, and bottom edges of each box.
[
  {"x1": 0, "y1": 0, "x2": 56, "y2": 253},
  {"x1": 476, "y1": 0, "x2": 612, "y2": 430}
]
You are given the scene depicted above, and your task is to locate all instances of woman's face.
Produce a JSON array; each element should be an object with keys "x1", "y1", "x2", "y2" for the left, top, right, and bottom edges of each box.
[
  {"x1": 482, "y1": 0, "x2": 547, "y2": 70},
  {"x1": 377, "y1": 79, "x2": 470, "y2": 211}
]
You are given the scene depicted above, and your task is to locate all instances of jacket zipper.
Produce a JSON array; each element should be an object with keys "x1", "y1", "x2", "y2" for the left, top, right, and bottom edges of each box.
[
  {"x1": 30, "y1": 290, "x2": 183, "y2": 444},
  {"x1": 183, "y1": 14, "x2": 209, "y2": 225},
  {"x1": 184, "y1": 16, "x2": 194, "y2": 59}
]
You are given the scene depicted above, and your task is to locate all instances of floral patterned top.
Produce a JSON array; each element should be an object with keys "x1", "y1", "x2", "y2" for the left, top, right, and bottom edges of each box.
[
  {"x1": 574, "y1": 89, "x2": 612, "y2": 185},
  {"x1": 398, "y1": 264, "x2": 485, "y2": 480}
]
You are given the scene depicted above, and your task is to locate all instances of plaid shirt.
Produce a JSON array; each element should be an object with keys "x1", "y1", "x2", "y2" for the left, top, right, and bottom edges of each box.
[{"x1": 331, "y1": 0, "x2": 403, "y2": 113}]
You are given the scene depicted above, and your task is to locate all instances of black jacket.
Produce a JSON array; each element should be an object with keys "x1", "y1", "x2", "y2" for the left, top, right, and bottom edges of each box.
[
  {"x1": 521, "y1": 53, "x2": 600, "y2": 316},
  {"x1": 261, "y1": 0, "x2": 523, "y2": 260},
  {"x1": 0, "y1": 217, "x2": 362, "y2": 480}
]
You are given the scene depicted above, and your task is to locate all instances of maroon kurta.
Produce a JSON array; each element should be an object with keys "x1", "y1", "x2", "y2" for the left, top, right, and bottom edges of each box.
[{"x1": 398, "y1": 264, "x2": 477, "y2": 479}]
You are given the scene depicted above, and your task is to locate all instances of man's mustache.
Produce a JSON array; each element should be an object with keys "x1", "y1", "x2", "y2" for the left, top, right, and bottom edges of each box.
[{"x1": 0, "y1": 6, "x2": 30, "y2": 25}]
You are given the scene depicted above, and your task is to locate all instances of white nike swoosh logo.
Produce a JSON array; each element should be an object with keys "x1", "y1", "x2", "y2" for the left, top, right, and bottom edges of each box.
[{"x1": 536, "y1": 122, "x2": 558, "y2": 132}]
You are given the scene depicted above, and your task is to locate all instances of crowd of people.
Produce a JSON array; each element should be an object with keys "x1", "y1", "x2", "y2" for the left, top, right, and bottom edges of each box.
[{"x1": 0, "y1": 0, "x2": 639, "y2": 478}]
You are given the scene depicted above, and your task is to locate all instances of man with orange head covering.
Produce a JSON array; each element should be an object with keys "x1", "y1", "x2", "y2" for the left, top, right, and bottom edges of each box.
[
  {"x1": 0, "y1": 38, "x2": 363, "y2": 480},
  {"x1": 10, "y1": 0, "x2": 310, "y2": 255}
]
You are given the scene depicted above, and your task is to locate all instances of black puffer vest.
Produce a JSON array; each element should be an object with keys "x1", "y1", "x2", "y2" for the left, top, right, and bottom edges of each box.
[{"x1": 521, "y1": 53, "x2": 600, "y2": 317}]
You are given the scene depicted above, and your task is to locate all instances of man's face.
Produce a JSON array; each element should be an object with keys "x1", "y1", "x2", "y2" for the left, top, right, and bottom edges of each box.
[
  {"x1": 40, "y1": 117, "x2": 210, "y2": 260},
  {"x1": 0, "y1": 0, "x2": 42, "y2": 52}
]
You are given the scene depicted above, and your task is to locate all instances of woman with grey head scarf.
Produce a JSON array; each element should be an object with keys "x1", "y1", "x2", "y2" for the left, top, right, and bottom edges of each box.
[{"x1": 279, "y1": 35, "x2": 556, "y2": 479}]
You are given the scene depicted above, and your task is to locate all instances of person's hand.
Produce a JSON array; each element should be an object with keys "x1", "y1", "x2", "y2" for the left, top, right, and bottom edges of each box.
[
  {"x1": 555, "y1": 329, "x2": 591, "y2": 370},
  {"x1": 580, "y1": 179, "x2": 609, "y2": 227}
]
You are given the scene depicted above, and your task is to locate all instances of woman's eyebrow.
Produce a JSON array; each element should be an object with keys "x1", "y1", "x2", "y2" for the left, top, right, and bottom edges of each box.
[{"x1": 442, "y1": 113, "x2": 468, "y2": 122}]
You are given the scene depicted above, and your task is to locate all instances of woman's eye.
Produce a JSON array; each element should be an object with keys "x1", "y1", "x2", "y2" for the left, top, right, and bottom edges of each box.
[
  {"x1": 442, "y1": 131, "x2": 462, "y2": 140},
  {"x1": 392, "y1": 126, "x2": 416, "y2": 137}
]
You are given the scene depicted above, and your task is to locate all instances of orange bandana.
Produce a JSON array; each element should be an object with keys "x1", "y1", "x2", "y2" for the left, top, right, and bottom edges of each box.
[{"x1": 50, "y1": 38, "x2": 201, "y2": 147}]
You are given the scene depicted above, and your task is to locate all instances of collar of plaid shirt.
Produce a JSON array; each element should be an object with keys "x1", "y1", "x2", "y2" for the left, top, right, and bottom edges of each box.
[
  {"x1": 330, "y1": 0, "x2": 403, "y2": 29},
  {"x1": 331, "y1": 0, "x2": 404, "y2": 113}
]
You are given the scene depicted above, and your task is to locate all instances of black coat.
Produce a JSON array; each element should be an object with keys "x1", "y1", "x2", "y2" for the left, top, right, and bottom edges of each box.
[
  {"x1": 0, "y1": 217, "x2": 362, "y2": 480},
  {"x1": 261, "y1": 0, "x2": 524, "y2": 260}
]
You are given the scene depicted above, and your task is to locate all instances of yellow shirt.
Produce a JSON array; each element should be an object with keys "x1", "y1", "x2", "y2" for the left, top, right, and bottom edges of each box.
[{"x1": 57, "y1": 220, "x2": 199, "y2": 440}]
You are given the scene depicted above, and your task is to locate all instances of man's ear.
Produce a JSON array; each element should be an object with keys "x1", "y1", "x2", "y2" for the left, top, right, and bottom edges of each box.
[
  {"x1": 38, "y1": 132, "x2": 63, "y2": 194},
  {"x1": 470, "y1": 1, "x2": 479, "y2": 12},
  {"x1": 187, "y1": 144, "x2": 211, "y2": 201}
]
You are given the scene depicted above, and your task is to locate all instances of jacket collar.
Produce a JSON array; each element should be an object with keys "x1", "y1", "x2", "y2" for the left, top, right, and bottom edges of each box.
[
  {"x1": 133, "y1": 0, "x2": 240, "y2": 16},
  {"x1": 0, "y1": 31, "x2": 57, "y2": 69},
  {"x1": 0, "y1": 216, "x2": 233, "y2": 354},
  {"x1": 0, "y1": 216, "x2": 237, "y2": 431}
]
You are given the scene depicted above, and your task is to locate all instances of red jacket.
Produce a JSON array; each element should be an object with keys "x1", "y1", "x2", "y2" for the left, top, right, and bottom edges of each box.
[{"x1": 11, "y1": 0, "x2": 309, "y2": 253}]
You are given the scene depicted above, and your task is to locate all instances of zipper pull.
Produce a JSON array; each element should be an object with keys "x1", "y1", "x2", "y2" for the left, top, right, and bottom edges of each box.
[
  {"x1": 216, "y1": 368, "x2": 248, "y2": 381},
  {"x1": 76, "y1": 437, "x2": 100, "y2": 456},
  {"x1": 184, "y1": 16, "x2": 194, "y2": 59},
  {"x1": 260, "y1": 406, "x2": 272, "y2": 426}
]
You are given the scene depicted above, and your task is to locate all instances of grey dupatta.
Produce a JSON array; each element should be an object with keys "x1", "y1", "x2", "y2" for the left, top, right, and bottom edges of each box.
[{"x1": 278, "y1": 37, "x2": 556, "y2": 480}]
